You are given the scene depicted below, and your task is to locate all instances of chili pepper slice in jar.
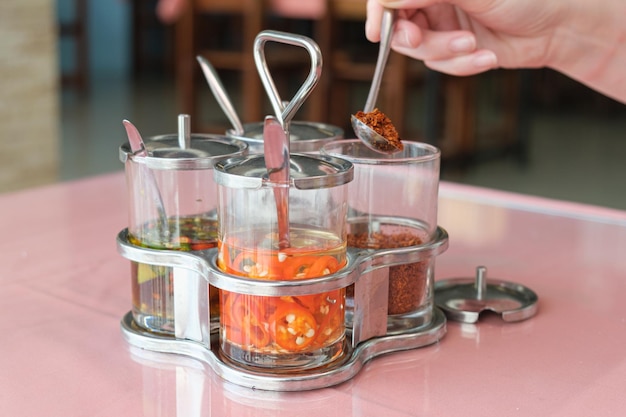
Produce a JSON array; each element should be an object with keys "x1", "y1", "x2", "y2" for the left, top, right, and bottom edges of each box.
[
  {"x1": 271, "y1": 300, "x2": 318, "y2": 351},
  {"x1": 306, "y1": 256, "x2": 340, "y2": 278},
  {"x1": 282, "y1": 255, "x2": 341, "y2": 279},
  {"x1": 221, "y1": 250, "x2": 284, "y2": 280},
  {"x1": 221, "y1": 292, "x2": 271, "y2": 348},
  {"x1": 281, "y1": 255, "x2": 317, "y2": 278},
  {"x1": 294, "y1": 289, "x2": 344, "y2": 348}
]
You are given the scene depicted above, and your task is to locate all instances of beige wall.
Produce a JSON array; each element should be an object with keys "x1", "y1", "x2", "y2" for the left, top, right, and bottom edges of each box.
[{"x1": 0, "y1": 0, "x2": 59, "y2": 193}]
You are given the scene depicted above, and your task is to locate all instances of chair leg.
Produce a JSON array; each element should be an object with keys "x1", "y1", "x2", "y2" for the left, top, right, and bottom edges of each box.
[
  {"x1": 382, "y1": 52, "x2": 409, "y2": 138},
  {"x1": 240, "y1": 1, "x2": 263, "y2": 124},
  {"x1": 307, "y1": 10, "x2": 333, "y2": 123},
  {"x1": 442, "y1": 75, "x2": 477, "y2": 162}
]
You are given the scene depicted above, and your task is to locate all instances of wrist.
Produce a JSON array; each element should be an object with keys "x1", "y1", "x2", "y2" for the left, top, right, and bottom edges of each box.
[{"x1": 548, "y1": 0, "x2": 626, "y2": 102}]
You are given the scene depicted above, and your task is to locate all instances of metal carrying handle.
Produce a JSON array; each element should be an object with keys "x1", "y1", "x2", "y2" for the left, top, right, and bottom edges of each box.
[{"x1": 253, "y1": 30, "x2": 322, "y2": 128}]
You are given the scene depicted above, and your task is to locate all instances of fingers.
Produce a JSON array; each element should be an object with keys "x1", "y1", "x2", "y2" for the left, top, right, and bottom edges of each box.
[
  {"x1": 156, "y1": 0, "x2": 187, "y2": 24},
  {"x1": 392, "y1": 20, "x2": 499, "y2": 75},
  {"x1": 426, "y1": 51, "x2": 498, "y2": 75},
  {"x1": 394, "y1": 42, "x2": 498, "y2": 75},
  {"x1": 379, "y1": 0, "x2": 443, "y2": 7},
  {"x1": 365, "y1": 0, "x2": 385, "y2": 42},
  {"x1": 367, "y1": 0, "x2": 499, "y2": 75},
  {"x1": 366, "y1": 0, "x2": 438, "y2": 41},
  {"x1": 391, "y1": 19, "x2": 475, "y2": 60}
]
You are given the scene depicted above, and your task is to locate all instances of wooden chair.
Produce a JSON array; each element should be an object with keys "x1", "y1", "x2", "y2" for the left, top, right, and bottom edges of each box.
[
  {"x1": 59, "y1": 0, "x2": 88, "y2": 92},
  {"x1": 175, "y1": 0, "x2": 264, "y2": 132},
  {"x1": 432, "y1": 69, "x2": 531, "y2": 168},
  {"x1": 131, "y1": 0, "x2": 175, "y2": 78},
  {"x1": 175, "y1": 0, "x2": 320, "y2": 133}
]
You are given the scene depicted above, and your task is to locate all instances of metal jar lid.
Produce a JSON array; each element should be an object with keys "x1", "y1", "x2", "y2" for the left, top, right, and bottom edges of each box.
[
  {"x1": 227, "y1": 121, "x2": 343, "y2": 153},
  {"x1": 434, "y1": 266, "x2": 539, "y2": 323},
  {"x1": 214, "y1": 153, "x2": 353, "y2": 190},
  {"x1": 119, "y1": 133, "x2": 248, "y2": 170}
]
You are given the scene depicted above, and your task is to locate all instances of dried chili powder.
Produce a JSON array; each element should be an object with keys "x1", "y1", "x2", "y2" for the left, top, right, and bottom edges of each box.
[
  {"x1": 347, "y1": 231, "x2": 427, "y2": 315},
  {"x1": 354, "y1": 108, "x2": 404, "y2": 152}
]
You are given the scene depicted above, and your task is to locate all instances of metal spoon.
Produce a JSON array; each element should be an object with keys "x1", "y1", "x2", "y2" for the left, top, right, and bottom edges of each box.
[
  {"x1": 263, "y1": 115, "x2": 290, "y2": 249},
  {"x1": 351, "y1": 8, "x2": 401, "y2": 154},
  {"x1": 196, "y1": 55, "x2": 245, "y2": 136},
  {"x1": 122, "y1": 119, "x2": 168, "y2": 231}
]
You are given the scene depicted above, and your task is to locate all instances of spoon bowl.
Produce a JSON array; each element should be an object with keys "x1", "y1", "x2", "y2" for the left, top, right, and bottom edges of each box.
[{"x1": 351, "y1": 114, "x2": 403, "y2": 153}]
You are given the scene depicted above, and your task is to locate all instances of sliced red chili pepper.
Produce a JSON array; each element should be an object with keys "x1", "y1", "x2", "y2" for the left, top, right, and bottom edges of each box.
[
  {"x1": 219, "y1": 291, "x2": 238, "y2": 328},
  {"x1": 293, "y1": 293, "x2": 324, "y2": 313},
  {"x1": 282, "y1": 255, "x2": 318, "y2": 279},
  {"x1": 230, "y1": 295, "x2": 265, "y2": 322},
  {"x1": 189, "y1": 241, "x2": 216, "y2": 250},
  {"x1": 310, "y1": 290, "x2": 344, "y2": 348},
  {"x1": 258, "y1": 252, "x2": 285, "y2": 280},
  {"x1": 241, "y1": 313, "x2": 270, "y2": 348},
  {"x1": 222, "y1": 292, "x2": 271, "y2": 348},
  {"x1": 271, "y1": 301, "x2": 318, "y2": 351},
  {"x1": 225, "y1": 251, "x2": 284, "y2": 279},
  {"x1": 223, "y1": 324, "x2": 246, "y2": 346},
  {"x1": 293, "y1": 289, "x2": 344, "y2": 348},
  {"x1": 306, "y1": 255, "x2": 340, "y2": 278}
]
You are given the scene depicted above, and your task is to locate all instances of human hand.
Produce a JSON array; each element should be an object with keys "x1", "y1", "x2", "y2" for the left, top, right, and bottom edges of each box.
[
  {"x1": 365, "y1": 0, "x2": 564, "y2": 76},
  {"x1": 156, "y1": 0, "x2": 188, "y2": 24}
]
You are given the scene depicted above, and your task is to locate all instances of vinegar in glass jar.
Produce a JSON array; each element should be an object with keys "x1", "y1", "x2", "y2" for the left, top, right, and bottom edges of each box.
[
  {"x1": 129, "y1": 215, "x2": 219, "y2": 334},
  {"x1": 217, "y1": 227, "x2": 346, "y2": 369}
]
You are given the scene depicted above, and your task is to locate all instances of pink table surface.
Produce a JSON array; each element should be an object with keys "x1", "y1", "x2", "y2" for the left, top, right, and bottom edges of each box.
[{"x1": 1, "y1": 171, "x2": 625, "y2": 416}]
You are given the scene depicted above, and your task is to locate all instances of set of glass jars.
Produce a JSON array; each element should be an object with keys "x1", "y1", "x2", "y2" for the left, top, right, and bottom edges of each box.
[{"x1": 121, "y1": 125, "x2": 441, "y2": 372}]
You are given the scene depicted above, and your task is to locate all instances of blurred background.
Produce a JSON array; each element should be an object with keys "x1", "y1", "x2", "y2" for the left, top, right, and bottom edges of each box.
[{"x1": 2, "y1": 0, "x2": 625, "y2": 210}]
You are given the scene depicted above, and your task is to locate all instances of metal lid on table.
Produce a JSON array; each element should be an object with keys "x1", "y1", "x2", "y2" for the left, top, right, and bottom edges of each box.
[
  {"x1": 119, "y1": 133, "x2": 248, "y2": 170},
  {"x1": 214, "y1": 153, "x2": 353, "y2": 190},
  {"x1": 227, "y1": 121, "x2": 343, "y2": 153},
  {"x1": 434, "y1": 266, "x2": 538, "y2": 323}
]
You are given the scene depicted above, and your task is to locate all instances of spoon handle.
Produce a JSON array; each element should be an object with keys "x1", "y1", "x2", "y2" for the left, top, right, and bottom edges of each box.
[
  {"x1": 197, "y1": 55, "x2": 245, "y2": 135},
  {"x1": 364, "y1": 8, "x2": 396, "y2": 113},
  {"x1": 264, "y1": 115, "x2": 290, "y2": 249}
]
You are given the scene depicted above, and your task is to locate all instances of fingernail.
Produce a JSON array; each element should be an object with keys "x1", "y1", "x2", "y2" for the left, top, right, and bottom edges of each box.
[
  {"x1": 449, "y1": 36, "x2": 475, "y2": 53},
  {"x1": 395, "y1": 27, "x2": 412, "y2": 47},
  {"x1": 473, "y1": 51, "x2": 498, "y2": 68}
]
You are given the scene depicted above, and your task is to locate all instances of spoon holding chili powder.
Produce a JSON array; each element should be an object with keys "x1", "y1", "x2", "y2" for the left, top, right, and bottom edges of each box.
[
  {"x1": 352, "y1": 109, "x2": 404, "y2": 153},
  {"x1": 351, "y1": 8, "x2": 403, "y2": 154}
]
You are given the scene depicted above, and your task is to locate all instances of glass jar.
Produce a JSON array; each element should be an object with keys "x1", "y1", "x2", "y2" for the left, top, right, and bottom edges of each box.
[
  {"x1": 322, "y1": 139, "x2": 441, "y2": 332},
  {"x1": 214, "y1": 153, "x2": 353, "y2": 369},
  {"x1": 121, "y1": 134, "x2": 247, "y2": 334}
]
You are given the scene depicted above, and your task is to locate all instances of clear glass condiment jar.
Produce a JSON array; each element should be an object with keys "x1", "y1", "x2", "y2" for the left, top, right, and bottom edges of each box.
[
  {"x1": 213, "y1": 153, "x2": 353, "y2": 369},
  {"x1": 322, "y1": 139, "x2": 441, "y2": 332},
  {"x1": 120, "y1": 133, "x2": 247, "y2": 334}
]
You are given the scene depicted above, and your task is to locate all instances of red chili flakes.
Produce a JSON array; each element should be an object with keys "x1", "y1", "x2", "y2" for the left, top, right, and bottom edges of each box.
[
  {"x1": 347, "y1": 231, "x2": 427, "y2": 315},
  {"x1": 354, "y1": 108, "x2": 404, "y2": 152}
]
